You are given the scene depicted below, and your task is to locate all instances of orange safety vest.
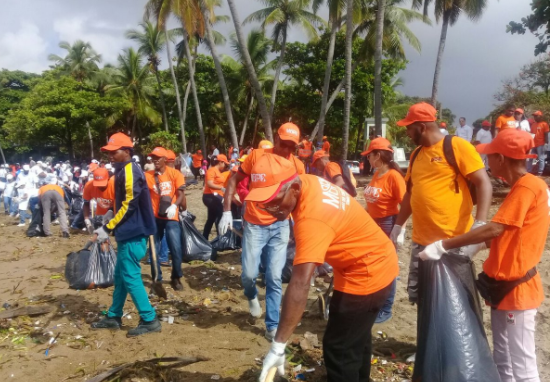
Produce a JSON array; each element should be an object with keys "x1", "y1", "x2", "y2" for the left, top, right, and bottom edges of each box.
[{"x1": 299, "y1": 141, "x2": 313, "y2": 158}]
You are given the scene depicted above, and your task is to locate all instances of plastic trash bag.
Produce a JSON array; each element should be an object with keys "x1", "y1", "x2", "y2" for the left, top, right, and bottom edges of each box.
[
  {"x1": 210, "y1": 219, "x2": 242, "y2": 251},
  {"x1": 180, "y1": 213, "x2": 212, "y2": 262},
  {"x1": 413, "y1": 253, "x2": 499, "y2": 382},
  {"x1": 65, "y1": 241, "x2": 117, "y2": 289},
  {"x1": 27, "y1": 205, "x2": 45, "y2": 237}
]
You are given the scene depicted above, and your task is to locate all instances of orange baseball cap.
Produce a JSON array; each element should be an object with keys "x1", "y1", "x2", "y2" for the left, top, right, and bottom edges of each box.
[
  {"x1": 216, "y1": 154, "x2": 229, "y2": 164},
  {"x1": 515, "y1": 108, "x2": 524, "y2": 114},
  {"x1": 476, "y1": 129, "x2": 537, "y2": 160},
  {"x1": 481, "y1": 120, "x2": 492, "y2": 127},
  {"x1": 322, "y1": 136, "x2": 328, "y2": 140},
  {"x1": 312, "y1": 150, "x2": 329, "y2": 165},
  {"x1": 533, "y1": 110, "x2": 543, "y2": 116},
  {"x1": 440, "y1": 122, "x2": 447, "y2": 128},
  {"x1": 361, "y1": 137, "x2": 394, "y2": 156},
  {"x1": 278, "y1": 123, "x2": 300, "y2": 144},
  {"x1": 245, "y1": 154, "x2": 298, "y2": 203},
  {"x1": 88, "y1": 163, "x2": 99, "y2": 172},
  {"x1": 93, "y1": 168, "x2": 110, "y2": 187},
  {"x1": 101, "y1": 132, "x2": 133, "y2": 151},
  {"x1": 149, "y1": 147, "x2": 168, "y2": 158},
  {"x1": 238, "y1": 154, "x2": 248, "y2": 163},
  {"x1": 258, "y1": 140, "x2": 274, "y2": 149},
  {"x1": 166, "y1": 150, "x2": 176, "y2": 161},
  {"x1": 396, "y1": 102, "x2": 437, "y2": 126}
]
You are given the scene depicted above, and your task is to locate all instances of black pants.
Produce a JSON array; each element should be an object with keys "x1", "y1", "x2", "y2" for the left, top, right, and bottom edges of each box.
[
  {"x1": 323, "y1": 283, "x2": 392, "y2": 382},
  {"x1": 202, "y1": 194, "x2": 223, "y2": 239},
  {"x1": 191, "y1": 166, "x2": 200, "y2": 179}
]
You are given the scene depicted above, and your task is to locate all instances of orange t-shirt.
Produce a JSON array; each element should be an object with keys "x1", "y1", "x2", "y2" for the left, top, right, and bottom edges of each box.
[
  {"x1": 484, "y1": 174, "x2": 549, "y2": 310},
  {"x1": 495, "y1": 115, "x2": 516, "y2": 131},
  {"x1": 323, "y1": 140, "x2": 330, "y2": 153},
  {"x1": 145, "y1": 167, "x2": 186, "y2": 221},
  {"x1": 203, "y1": 166, "x2": 226, "y2": 197},
  {"x1": 365, "y1": 169, "x2": 406, "y2": 219},
  {"x1": 82, "y1": 177, "x2": 115, "y2": 216},
  {"x1": 38, "y1": 184, "x2": 64, "y2": 199},
  {"x1": 405, "y1": 137, "x2": 484, "y2": 245},
  {"x1": 531, "y1": 121, "x2": 549, "y2": 147},
  {"x1": 293, "y1": 175, "x2": 398, "y2": 295},
  {"x1": 192, "y1": 154, "x2": 203, "y2": 168},
  {"x1": 240, "y1": 148, "x2": 305, "y2": 225},
  {"x1": 299, "y1": 140, "x2": 313, "y2": 158},
  {"x1": 324, "y1": 162, "x2": 357, "y2": 187}
]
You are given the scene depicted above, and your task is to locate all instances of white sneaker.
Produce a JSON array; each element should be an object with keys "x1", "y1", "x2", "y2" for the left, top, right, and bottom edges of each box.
[
  {"x1": 17, "y1": 223, "x2": 25, "y2": 227},
  {"x1": 248, "y1": 297, "x2": 262, "y2": 318},
  {"x1": 53, "y1": 219, "x2": 60, "y2": 225},
  {"x1": 265, "y1": 328, "x2": 277, "y2": 341}
]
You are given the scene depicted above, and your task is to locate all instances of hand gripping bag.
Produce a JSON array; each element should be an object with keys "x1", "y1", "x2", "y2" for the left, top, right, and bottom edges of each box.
[
  {"x1": 210, "y1": 219, "x2": 243, "y2": 252},
  {"x1": 65, "y1": 241, "x2": 117, "y2": 289},
  {"x1": 180, "y1": 212, "x2": 212, "y2": 262},
  {"x1": 413, "y1": 253, "x2": 499, "y2": 382}
]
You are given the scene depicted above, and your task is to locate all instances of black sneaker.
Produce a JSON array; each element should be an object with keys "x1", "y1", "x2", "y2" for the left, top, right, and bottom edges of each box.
[
  {"x1": 62, "y1": 232, "x2": 70, "y2": 239},
  {"x1": 127, "y1": 318, "x2": 161, "y2": 337},
  {"x1": 91, "y1": 316, "x2": 122, "y2": 330}
]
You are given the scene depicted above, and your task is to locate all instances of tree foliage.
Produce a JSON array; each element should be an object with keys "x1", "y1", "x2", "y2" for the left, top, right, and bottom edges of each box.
[{"x1": 508, "y1": 0, "x2": 550, "y2": 56}]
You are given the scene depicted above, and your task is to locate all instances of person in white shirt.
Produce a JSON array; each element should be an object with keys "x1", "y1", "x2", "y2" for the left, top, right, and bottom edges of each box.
[
  {"x1": 4, "y1": 174, "x2": 16, "y2": 215},
  {"x1": 456, "y1": 117, "x2": 473, "y2": 142},
  {"x1": 439, "y1": 122, "x2": 449, "y2": 136},
  {"x1": 15, "y1": 182, "x2": 31, "y2": 226},
  {"x1": 514, "y1": 108, "x2": 531, "y2": 133},
  {"x1": 474, "y1": 120, "x2": 493, "y2": 169}
]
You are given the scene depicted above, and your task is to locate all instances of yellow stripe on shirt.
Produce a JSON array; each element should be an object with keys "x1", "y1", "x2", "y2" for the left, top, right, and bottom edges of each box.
[{"x1": 106, "y1": 163, "x2": 134, "y2": 230}]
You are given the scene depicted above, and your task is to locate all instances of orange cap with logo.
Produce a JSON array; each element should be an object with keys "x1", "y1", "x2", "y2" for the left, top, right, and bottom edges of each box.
[
  {"x1": 396, "y1": 102, "x2": 437, "y2": 127},
  {"x1": 93, "y1": 168, "x2": 110, "y2": 187},
  {"x1": 216, "y1": 154, "x2": 229, "y2": 164},
  {"x1": 258, "y1": 140, "x2": 274, "y2": 149},
  {"x1": 245, "y1": 154, "x2": 298, "y2": 203},
  {"x1": 278, "y1": 123, "x2": 300, "y2": 144},
  {"x1": 361, "y1": 137, "x2": 394, "y2": 156},
  {"x1": 312, "y1": 150, "x2": 329, "y2": 165},
  {"x1": 149, "y1": 147, "x2": 169, "y2": 158},
  {"x1": 476, "y1": 129, "x2": 537, "y2": 160},
  {"x1": 101, "y1": 132, "x2": 133, "y2": 151},
  {"x1": 166, "y1": 150, "x2": 176, "y2": 161}
]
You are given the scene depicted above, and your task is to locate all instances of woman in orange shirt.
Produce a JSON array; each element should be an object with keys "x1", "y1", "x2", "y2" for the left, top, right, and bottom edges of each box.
[
  {"x1": 202, "y1": 154, "x2": 229, "y2": 239},
  {"x1": 362, "y1": 138, "x2": 406, "y2": 324}
]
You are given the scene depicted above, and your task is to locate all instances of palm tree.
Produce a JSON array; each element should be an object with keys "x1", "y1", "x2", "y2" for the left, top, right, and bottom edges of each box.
[
  {"x1": 412, "y1": 0, "x2": 487, "y2": 105},
  {"x1": 126, "y1": 21, "x2": 170, "y2": 132},
  {"x1": 227, "y1": 0, "x2": 273, "y2": 141},
  {"x1": 107, "y1": 48, "x2": 161, "y2": 138},
  {"x1": 342, "y1": 0, "x2": 353, "y2": 160},
  {"x1": 48, "y1": 40, "x2": 101, "y2": 83},
  {"x1": 372, "y1": 0, "x2": 386, "y2": 137},
  {"x1": 201, "y1": 0, "x2": 239, "y2": 151},
  {"x1": 244, "y1": 0, "x2": 323, "y2": 121}
]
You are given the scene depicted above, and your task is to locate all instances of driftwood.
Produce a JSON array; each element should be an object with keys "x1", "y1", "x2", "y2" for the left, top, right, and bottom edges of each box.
[
  {"x1": 86, "y1": 356, "x2": 209, "y2": 382},
  {"x1": 0, "y1": 305, "x2": 53, "y2": 319}
]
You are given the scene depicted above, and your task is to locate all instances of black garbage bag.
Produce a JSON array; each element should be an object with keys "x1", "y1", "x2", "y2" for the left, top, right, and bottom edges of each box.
[
  {"x1": 180, "y1": 213, "x2": 212, "y2": 262},
  {"x1": 65, "y1": 241, "x2": 117, "y2": 289},
  {"x1": 27, "y1": 206, "x2": 45, "y2": 237},
  {"x1": 413, "y1": 253, "x2": 500, "y2": 382},
  {"x1": 210, "y1": 220, "x2": 242, "y2": 251}
]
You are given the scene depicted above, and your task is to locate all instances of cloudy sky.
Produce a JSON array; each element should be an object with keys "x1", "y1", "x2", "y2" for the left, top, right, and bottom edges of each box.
[{"x1": 0, "y1": 0, "x2": 540, "y2": 124}]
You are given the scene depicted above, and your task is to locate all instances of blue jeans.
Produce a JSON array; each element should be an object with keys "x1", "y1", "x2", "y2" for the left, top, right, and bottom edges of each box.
[
  {"x1": 241, "y1": 219, "x2": 290, "y2": 331},
  {"x1": 159, "y1": 236, "x2": 169, "y2": 263},
  {"x1": 70, "y1": 208, "x2": 85, "y2": 229},
  {"x1": 19, "y1": 209, "x2": 31, "y2": 224},
  {"x1": 528, "y1": 145, "x2": 546, "y2": 174},
  {"x1": 373, "y1": 215, "x2": 397, "y2": 315},
  {"x1": 108, "y1": 236, "x2": 156, "y2": 321},
  {"x1": 150, "y1": 218, "x2": 183, "y2": 281},
  {"x1": 29, "y1": 196, "x2": 39, "y2": 213},
  {"x1": 4, "y1": 196, "x2": 15, "y2": 214}
]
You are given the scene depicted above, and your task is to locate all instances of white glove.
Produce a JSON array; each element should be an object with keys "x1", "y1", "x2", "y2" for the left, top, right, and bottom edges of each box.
[
  {"x1": 84, "y1": 218, "x2": 93, "y2": 232},
  {"x1": 461, "y1": 242, "x2": 487, "y2": 259},
  {"x1": 471, "y1": 220, "x2": 486, "y2": 230},
  {"x1": 93, "y1": 226, "x2": 109, "y2": 243},
  {"x1": 166, "y1": 204, "x2": 178, "y2": 219},
  {"x1": 258, "y1": 341, "x2": 286, "y2": 382},
  {"x1": 102, "y1": 210, "x2": 114, "y2": 225},
  {"x1": 219, "y1": 211, "x2": 233, "y2": 235},
  {"x1": 390, "y1": 225, "x2": 406, "y2": 249},
  {"x1": 419, "y1": 240, "x2": 446, "y2": 261}
]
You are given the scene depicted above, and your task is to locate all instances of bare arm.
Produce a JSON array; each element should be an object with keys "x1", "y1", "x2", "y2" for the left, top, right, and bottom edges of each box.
[
  {"x1": 176, "y1": 189, "x2": 186, "y2": 211},
  {"x1": 395, "y1": 192, "x2": 412, "y2": 226},
  {"x1": 545, "y1": 132, "x2": 549, "y2": 145},
  {"x1": 442, "y1": 222, "x2": 505, "y2": 250},
  {"x1": 274, "y1": 263, "x2": 317, "y2": 343},
  {"x1": 332, "y1": 175, "x2": 346, "y2": 189},
  {"x1": 468, "y1": 168, "x2": 492, "y2": 222},
  {"x1": 83, "y1": 202, "x2": 90, "y2": 220},
  {"x1": 223, "y1": 171, "x2": 245, "y2": 212}
]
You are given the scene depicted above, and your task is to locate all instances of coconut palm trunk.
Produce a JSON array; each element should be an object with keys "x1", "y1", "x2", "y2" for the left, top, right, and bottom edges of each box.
[
  {"x1": 240, "y1": 95, "x2": 255, "y2": 146},
  {"x1": 269, "y1": 31, "x2": 287, "y2": 120},
  {"x1": 431, "y1": 10, "x2": 450, "y2": 106},
  {"x1": 227, "y1": 0, "x2": 273, "y2": 141},
  {"x1": 153, "y1": 67, "x2": 170, "y2": 132},
  {"x1": 342, "y1": 0, "x2": 354, "y2": 160},
  {"x1": 373, "y1": 0, "x2": 386, "y2": 136},
  {"x1": 202, "y1": 3, "x2": 239, "y2": 150},
  {"x1": 164, "y1": 28, "x2": 187, "y2": 153},
  {"x1": 315, "y1": 19, "x2": 339, "y2": 145}
]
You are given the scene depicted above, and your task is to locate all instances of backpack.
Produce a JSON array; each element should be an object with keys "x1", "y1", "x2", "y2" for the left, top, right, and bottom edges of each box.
[
  {"x1": 407, "y1": 135, "x2": 477, "y2": 204},
  {"x1": 332, "y1": 161, "x2": 358, "y2": 197}
]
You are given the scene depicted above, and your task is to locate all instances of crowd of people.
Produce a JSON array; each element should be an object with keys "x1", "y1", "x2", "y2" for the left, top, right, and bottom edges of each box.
[{"x1": 0, "y1": 102, "x2": 548, "y2": 382}]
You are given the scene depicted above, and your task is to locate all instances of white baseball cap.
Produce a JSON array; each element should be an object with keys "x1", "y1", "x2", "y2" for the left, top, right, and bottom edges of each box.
[{"x1": 23, "y1": 165, "x2": 30, "y2": 171}]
